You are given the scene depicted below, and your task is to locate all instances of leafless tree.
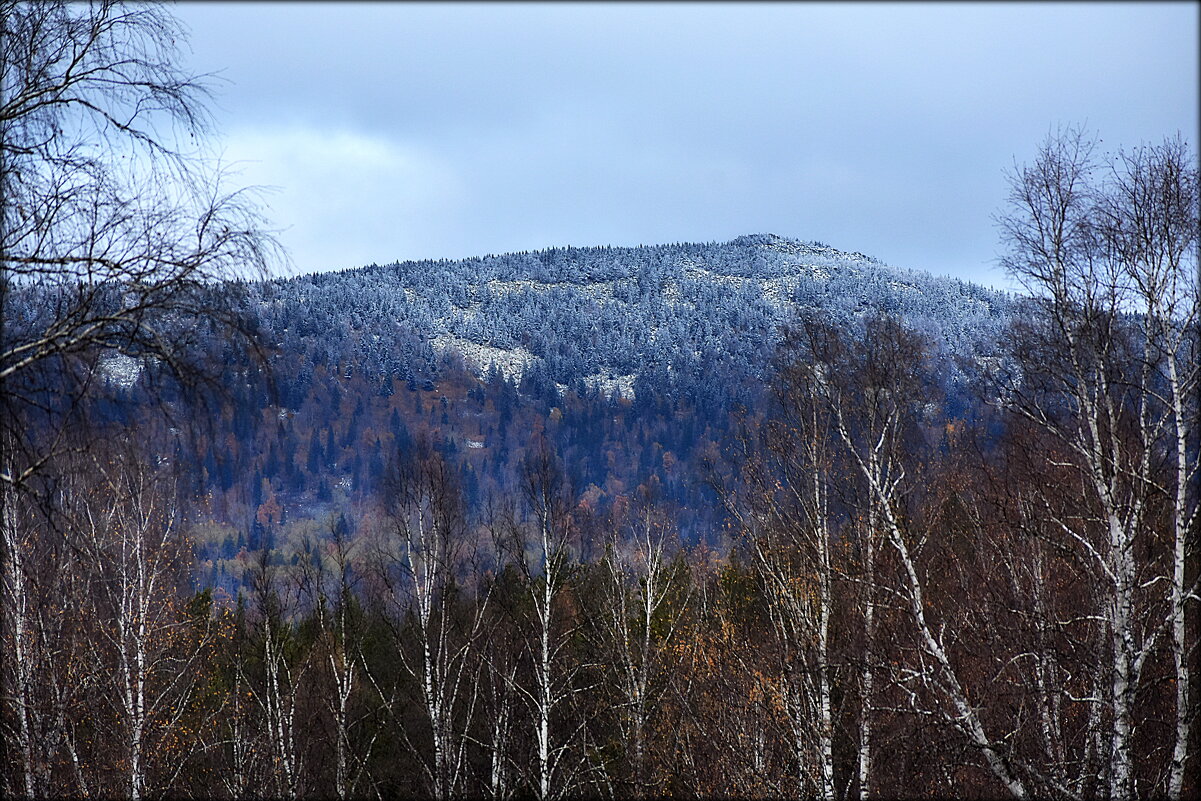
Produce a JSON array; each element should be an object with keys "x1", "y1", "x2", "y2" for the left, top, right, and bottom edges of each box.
[
  {"x1": 1096, "y1": 135, "x2": 1199, "y2": 799},
  {"x1": 716, "y1": 341, "x2": 840, "y2": 800},
  {"x1": 69, "y1": 447, "x2": 219, "y2": 800},
  {"x1": 0, "y1": 476, "x2": 96, "y2": 798},
  {"x1": 2, "y1": 3, "x2": 279, "y2": 793},
  {"x1": 789, "y1": 313, "x2": 1031, "y2": 798},
  {"x1": 492, "y1": 442, "x2": 595, "y2": 800},
  {"x1": 296, "y1": 518, "x2": 378, "y2": 799},
  {"x1": 594, "y1": 498, "x2": 690, "y2": 797},
  {"x1": 242, "y1": 547, "x2": 306, "y2": 800},
  {"x1": 369, "y1": 441, "x2": 490, "y2": 800},
  {"x1": 997, "y1": 125, "x2": 1199, "y2": 799},
  {"x1": 478, "y1": 539, "x2": 522, "y2": 801},
  {"x1": 1, "y1": 0, "x2": 280, "y2": 486}
]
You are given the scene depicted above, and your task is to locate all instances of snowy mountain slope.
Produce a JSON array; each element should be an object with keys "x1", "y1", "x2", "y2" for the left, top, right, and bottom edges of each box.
[{"x1": 249, "y1": 233, "x2": 1017, "y2": 405}]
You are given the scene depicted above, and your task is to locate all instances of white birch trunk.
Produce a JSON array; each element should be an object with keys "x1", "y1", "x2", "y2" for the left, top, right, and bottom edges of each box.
[
  {"x1": 890, "y1": 518, "x2": 1029, "y2": 799},
  {"x1": 601, "y1": 511, "x2": 688, "y2": 796},
  {"x1": 384, "y1": 461, "x2": 489, "y2": 800},
  {"x1": 330, "y1": 648, "x2": 354, "y2": 800},
  {"x1": 1107, "y1": 510, "x2": 1135, "y2": 801},
  {"x1": 261, "y1": 609, "x2": 299, "y2": 799},
  {"x1": 1164, "y1": 346, "x2": 1194, "y2": 800},
  {"x1": 487, "y1": 656, "x2": 516, "y2": 801},
  {"x1": 857, "y1": 508, "x2": 877, "y2": 799},
  {"x1": 1, "y1": 487, "x2": 38, "y2": 799},
  {"x1": 508, "y1": 453, "x2": 582, "y2": 801},
  {"x1": 843, "y1": 417, "x2": 1028, "y2": 799},
  {"x1": 814, "y1": 466, "x2": 835, "y2": 801},
  {"x1": 536, "y1": 546, "x2": 554, "y2": 801}
]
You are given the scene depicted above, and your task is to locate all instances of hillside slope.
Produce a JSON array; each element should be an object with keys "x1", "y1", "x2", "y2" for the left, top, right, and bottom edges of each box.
[{"x1": 248, "y1": 233, "x2": 1015, "y2": 410}]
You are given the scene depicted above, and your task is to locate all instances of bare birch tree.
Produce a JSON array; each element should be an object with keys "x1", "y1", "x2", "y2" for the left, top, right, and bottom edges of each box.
[
  {"x1": 717, "y1": 342, "x2": 840, "y2": 801},
  {"x1": 594, "y1": 499, "x2": 691, "y2": 796},
  {"x1": 2, "y1": 5, "x2": 278, "y2": 792},
  {"x1": 70, "y1": 449, "x2": 220, "y2": 799},
  {"x1": 0, "y1": 476, "x2": 96, "y2": 798},
  {"x1": 788, "y1": 313, "x2": 1031, "y2": 798},
  {"x1": 494, "y1": 443, "x2": 593, "y2": 800},
  {"x1": 1, "y1": 0, "x2": 279, "y2": 487},
  {"x1": 370, "y1": 441, "x2": 490, "y2": 799},
  {"x1": 998, "y1": 125, "x2": 1199, "y2": 799},
  {"x1": 296, "y1": 518, "x2": 377, "y2": 799},
  {"x1": 1096, "y1": 135, "x2": 1199, "y2": 799},
  {"x1": 478, "y1": 546, "x2": 523, "y2": 801},
  {"x1": 243, "y1": 548, "x2": 306, "y2": 800}
]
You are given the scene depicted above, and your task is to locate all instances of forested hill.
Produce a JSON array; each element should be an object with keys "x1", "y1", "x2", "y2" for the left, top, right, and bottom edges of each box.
[
  {"x1": 10, "y1": 232, "x2": 1019, "y2": 554},
  {"x1": 247, "y1": 232, "x2": 1016, "y2": 412},
  {"x1": 144, "y1": 232, "x2": 1018, "y2": 576}
]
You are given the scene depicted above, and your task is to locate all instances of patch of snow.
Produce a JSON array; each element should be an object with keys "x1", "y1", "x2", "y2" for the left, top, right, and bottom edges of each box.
[
  {"x1": 431, "y1": 334, "x2": 536, "y2": 383},
  {"x1": 761, "y1": 277, "x2": 799, "y2": 309},
  {"x1": 583, "y1": 372, "x2": 636, "y2": 400},
  {"x1": 99, "y1": 353, "x2": 142, "y2": 389},
  {"x1": 484, "y1": 278, "x2": 538, "y2": 296},
  {"x1": 482, "y1": 278, "x2": 616, "y2": 304}
]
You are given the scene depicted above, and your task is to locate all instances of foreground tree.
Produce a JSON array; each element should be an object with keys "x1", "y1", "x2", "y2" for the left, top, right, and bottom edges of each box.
[
  {"x1": 370, "y1": 441, "x2": 490, "y2": 799},
  {"x1": 774, "y1": 313, "x2": 1032, "y2": 798},
  {"x1": 0, "y1": 475, "x2": 94, "y2": 797},
  {"x1": 592, "y1": 496, "x2": 691, "y2": 796},
  {"x1": 718, "y1": 339, "x2": 841, "y2": 800},
  {"x1": 296, "y1": 518, "x2": 377, "y2": 799},
  {"x1": 997, "y1": 126, "x2": 1199, "y2": 798},
  {"x1": 70, "y1": 447, "x2": 222, "y2": 799},
  {"x1": 1096, "y1": 135, "x2": 1199, "y2": 799},
  {"x1": 1, "y1": 0, "x2": 278, "y2": 482},
  {"x1": 493, "y1": 444, "x2": 596, "y2": 800},
  {"x1": 2, "y1": 3, "x2": 278, "y2": 793}
]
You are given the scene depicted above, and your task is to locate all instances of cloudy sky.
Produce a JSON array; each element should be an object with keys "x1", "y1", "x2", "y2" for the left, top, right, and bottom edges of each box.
[{"x1": 173, "y1": 2, "x2": 1198, "y2": 289}]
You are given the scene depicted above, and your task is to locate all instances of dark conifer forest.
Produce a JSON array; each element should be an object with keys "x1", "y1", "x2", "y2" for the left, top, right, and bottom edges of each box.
[{"x1": 2, "y1": 2, "x2": 1197, "y2": 799}]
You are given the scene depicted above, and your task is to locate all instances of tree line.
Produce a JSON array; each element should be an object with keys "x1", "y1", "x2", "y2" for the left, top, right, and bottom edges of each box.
[{"x1": 4, "y1": 238, "x2": 1197, "y2": 797}]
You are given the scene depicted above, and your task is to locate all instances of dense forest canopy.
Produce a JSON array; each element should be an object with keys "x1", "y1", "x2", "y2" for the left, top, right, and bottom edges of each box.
[{"x1": 2, "y1": 2, "x2": 1197, "y2": 800}]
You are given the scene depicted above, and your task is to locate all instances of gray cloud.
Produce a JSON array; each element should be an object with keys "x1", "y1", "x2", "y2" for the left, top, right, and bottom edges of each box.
[{"x1": 176, "y1": 2, "x2": 1199, "y2": 288}]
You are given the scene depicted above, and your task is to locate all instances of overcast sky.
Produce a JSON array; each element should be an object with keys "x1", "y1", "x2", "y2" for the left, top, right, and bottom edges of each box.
[{"x1": 173, "y1": 2, "x2": 1198, "y2": 289}]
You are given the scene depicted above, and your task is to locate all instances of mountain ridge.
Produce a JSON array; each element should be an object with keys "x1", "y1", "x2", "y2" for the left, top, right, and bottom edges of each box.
[{"x1": 251, "y1": 232, "x2": 1016, "y2": 404}]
